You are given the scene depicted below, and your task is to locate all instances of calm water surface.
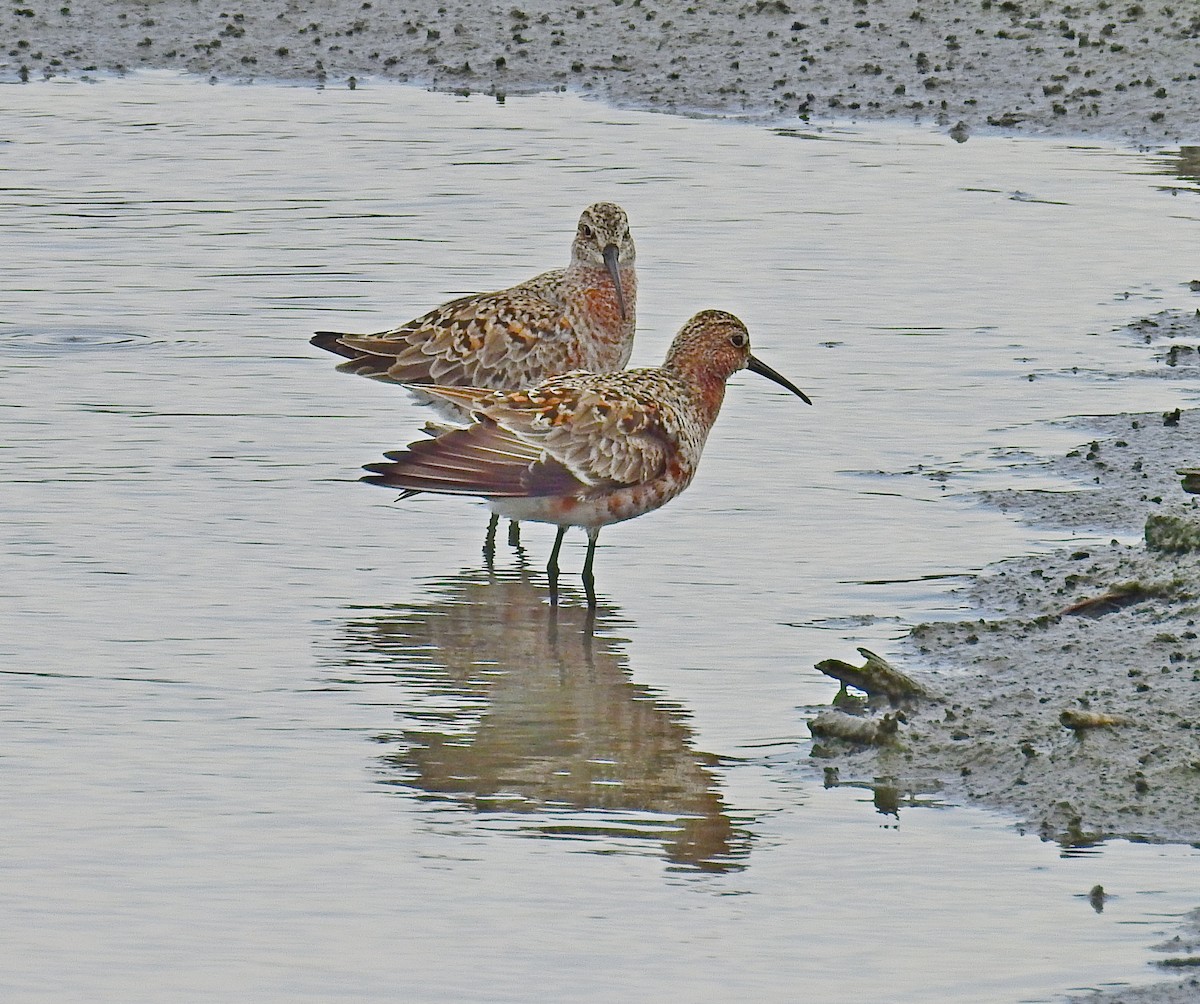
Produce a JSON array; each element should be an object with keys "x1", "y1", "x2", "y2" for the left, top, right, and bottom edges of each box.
[{"x1": 2, "y1": 74, "x2": 1199, "y2": 1002}]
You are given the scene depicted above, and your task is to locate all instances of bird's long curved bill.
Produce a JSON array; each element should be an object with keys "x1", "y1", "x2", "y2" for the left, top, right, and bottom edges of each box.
[
  {"x1": 747, "y1": 354, "x2": 812, "y2": 405},
  {"x1": 602, "y1": 243, "x2": 628, "y2": 321}
]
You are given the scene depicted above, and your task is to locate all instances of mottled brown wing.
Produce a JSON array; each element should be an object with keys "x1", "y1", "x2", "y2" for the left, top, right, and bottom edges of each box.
[
  {"x1": 320, "y1": 280, "x2": 579, "y2": 390},
  {"x1": 362, "y1": 419, "x2": 584, "y2": 499},
  {"x1": 471, "y1": 372, "x2": 677, "y2": 488}
]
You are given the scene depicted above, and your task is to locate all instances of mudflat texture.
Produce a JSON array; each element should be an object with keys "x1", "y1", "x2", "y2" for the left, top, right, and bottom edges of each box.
[
  {"x1": 807, "y1": 312, "x2": 1200, "y2": 1003},
  {"x1": 812, "y1": 404, "x2": 1200, "y2": 844},
  {"x1": 806, "y1": 311, "x2": 1200, "y2": 853},
  {"x1": 3, "y1": 0, "x2": 1199, "y2": 145}
]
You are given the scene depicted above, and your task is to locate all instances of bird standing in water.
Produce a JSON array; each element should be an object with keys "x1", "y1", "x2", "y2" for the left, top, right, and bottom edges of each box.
[
  {"x1": 311, "y1": 201, "x2": 637, "y2": 416},
  {"x1": 363, "y1": 310, "x2": 811, "y2": 607}
]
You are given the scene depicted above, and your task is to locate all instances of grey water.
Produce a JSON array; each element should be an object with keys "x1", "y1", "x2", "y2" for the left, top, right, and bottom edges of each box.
[{"x1": 2, "y1": 73, "x2": 1199, "y2": 1002}]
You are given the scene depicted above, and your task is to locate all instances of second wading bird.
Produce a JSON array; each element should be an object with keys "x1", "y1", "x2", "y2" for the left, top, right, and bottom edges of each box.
[
  {"x1": 311, "y1": 201, "x2": 637, "y2": 414},
  {"x1": 313, "y1": 201, "x2": 637, "y2": 554},
  {"x1": 362, "y1": 310, "x2": 811, "y2": 607}
]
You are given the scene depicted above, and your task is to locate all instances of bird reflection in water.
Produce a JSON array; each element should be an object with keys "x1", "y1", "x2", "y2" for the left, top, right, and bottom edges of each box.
[{"x1": 327, "y1": 566, "x2": 751, "y2": 872}]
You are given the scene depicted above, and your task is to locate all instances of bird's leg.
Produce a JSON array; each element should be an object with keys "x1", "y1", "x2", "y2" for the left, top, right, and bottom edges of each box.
[
  {"x1": 582, "y1": 529, "x2": 600, "y2": 609},
  {"x1": 483, "y1": 512, "x2": 499, "y2": 566},
  {"x1": 547, "y1": 526, "x2": 567, "y2": 607},
  {"x1": 507, "y1": 520, "x2": 521, "y2": 548}
]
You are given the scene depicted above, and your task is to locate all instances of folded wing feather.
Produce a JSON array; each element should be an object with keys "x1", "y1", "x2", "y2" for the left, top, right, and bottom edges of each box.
[
  {"x1": 320, "y1": 285, "x2": 573, "y2": 388},
  {"x1": 471, "y1": 378, "x2": 674, "y2": 488}
]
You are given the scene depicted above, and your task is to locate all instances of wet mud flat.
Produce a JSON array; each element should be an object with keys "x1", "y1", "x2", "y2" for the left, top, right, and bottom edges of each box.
[
  {"x1": 805, "y1": 309, "x2": 1200, "y2": 1002},
  {"x1": 2, "y1": 0, "x2": 1198, "y2": 145},
  {"x1": 813, "y1": 406, "x2": 1200, "y2": 841}
]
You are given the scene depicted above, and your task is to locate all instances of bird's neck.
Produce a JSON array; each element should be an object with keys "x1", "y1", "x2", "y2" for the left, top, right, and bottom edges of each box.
[
  {"x1": 662, "y1": 360, "x2": 728, "y2": 432},
  {"x1": 564, "y1": 262, "x2": 636, "y2": 340}
]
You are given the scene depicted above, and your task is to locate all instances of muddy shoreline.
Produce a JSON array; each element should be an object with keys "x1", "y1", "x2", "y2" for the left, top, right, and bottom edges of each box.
[
  {"x1": 3, "y1": 1, "x2": 1198, "y2": 147},
  {"x1": 805, "y1": 309, "x2": 1200, "y2": 1002},
  {"x1": 806, "y1": 313, "x2": 1200, "y2": 847},
  {"x1": 815, "y1": 408, "x2": 1200, "y2": 846}
]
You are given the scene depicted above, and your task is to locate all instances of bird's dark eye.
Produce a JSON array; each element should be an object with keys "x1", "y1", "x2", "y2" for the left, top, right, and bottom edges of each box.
[
  {"x1": 730, "y1": 332, "x2": 748, "y2": 348},
  {"x1": 580, "y1": 224, "x2": 595, "y2": 239}
]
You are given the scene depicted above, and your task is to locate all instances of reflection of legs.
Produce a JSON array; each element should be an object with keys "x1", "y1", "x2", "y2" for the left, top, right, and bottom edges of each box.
[
  {"x1": 547, "y1": 526, "x2": 567, "y2": 606},
  {"x1": 483, "y1": 512, "x2": 499, "y2": 565},
  {"x1": 507, "y1": 520, "x2": 521, "y2": 548},
  {"x1": 583, "y1": 606, "x2": 596, "y2": 651},
  {"x1": 582, "y1": 529, "x2": 600, "y2": 609}
]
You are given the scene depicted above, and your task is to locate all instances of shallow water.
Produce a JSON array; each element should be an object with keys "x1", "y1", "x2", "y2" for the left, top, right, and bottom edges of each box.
[{"x1": 2, "y1": 74, "x2": 1200, "y2": 1002}]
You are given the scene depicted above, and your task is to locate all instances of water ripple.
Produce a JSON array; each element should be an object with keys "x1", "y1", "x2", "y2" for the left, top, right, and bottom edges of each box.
[{"x1": 0, "y1": 326, "x2": 159, "y2": 354}]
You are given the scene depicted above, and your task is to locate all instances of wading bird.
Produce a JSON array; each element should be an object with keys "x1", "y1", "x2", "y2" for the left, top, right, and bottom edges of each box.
[{"x1": 363, "y1": 310, "x2": 811, "y2": 607}]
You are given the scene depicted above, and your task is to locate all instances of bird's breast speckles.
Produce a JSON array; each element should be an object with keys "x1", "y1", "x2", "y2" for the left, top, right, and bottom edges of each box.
[
  {"x1": 563, "y1": 265, "x2": 630, "y2": 328},
  {"x1": 583, "y1": 287, "x2": 623, "y2": 328}
]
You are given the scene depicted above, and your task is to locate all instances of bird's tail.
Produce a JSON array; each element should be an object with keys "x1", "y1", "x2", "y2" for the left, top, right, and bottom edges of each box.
[
  {"x1": 310, "y1": 330, "x2": 362, "y2": 360},
  {"x1": 362, "y1": 421, "x2": 578, "y2": 499}
]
